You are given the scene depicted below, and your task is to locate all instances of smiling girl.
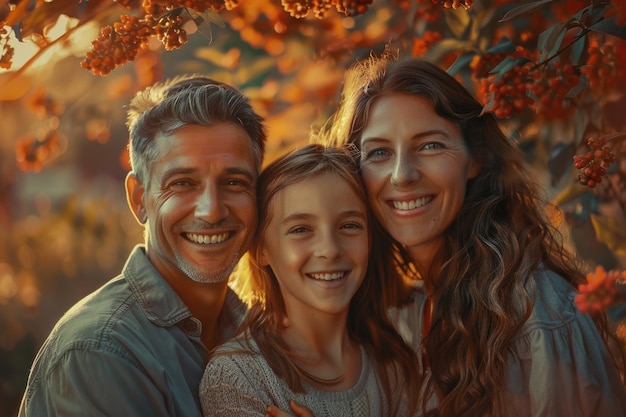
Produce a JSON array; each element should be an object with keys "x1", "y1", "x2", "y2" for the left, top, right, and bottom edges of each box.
[{"x1": 199, "y1": 144, "x2": 419, "y2": 417}]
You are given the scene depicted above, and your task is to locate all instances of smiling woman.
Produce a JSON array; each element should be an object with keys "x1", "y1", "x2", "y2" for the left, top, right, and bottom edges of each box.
[
  {"x1": 320, "y1": 51, "x2": 626, "y2": 417},
  {"x1": 199, "y1": 143, "x2": 421, "y2": 417}
]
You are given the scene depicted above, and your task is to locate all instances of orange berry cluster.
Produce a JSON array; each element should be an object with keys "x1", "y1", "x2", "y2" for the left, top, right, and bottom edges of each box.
[
  {"x1": 82, "y1": 0, "x2": 231, "y2": 75},
  {"x1": 15, "y1": 129, "x2": 64, "y2": 173},
  {"x1": 0, "y1": 26, "x2": 14, "y2": 69},
  {"x1": 529, "y1": 61, "x2": 580, "y2": 120},
  {"x1": 470, "y1": 52, "x2": 507, "y2": 79},
  {"x1": 575, "y1": 265, "x2": 626, "y2": 314},
  {"x1": 433, "y1": 0, "x2": 473, "y2": 10},
  {"x1": 483, "y1": 64, "x2": 535, "y2": 118},
  {"x1": 605, "y1": 0, "x2": 626, "y2": 26},
  {"x1": 581, "y1": 43, "x2": 626, "y2": 96},
  {"x1": 573, "y1": 136, "x2": 616, "y2": 188},
  {"x1": 281, "y1": 0, "x2": 372, "y2": 18},
  {"x1": 155, "y1": 12, "x2": 188, "y2": 50},
  {"x1": 82, "y1": 15, "x2": 152, "y2": 76},
  {"x1": 412, "y1": 31, "x2": 442, "y2": 57}
]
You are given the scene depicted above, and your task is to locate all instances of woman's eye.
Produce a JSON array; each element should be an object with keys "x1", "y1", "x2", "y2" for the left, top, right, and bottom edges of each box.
[
  {"x1": 363, "y1": 148, "x2": 390, "y2": 160},
  {"x1": 422, "y1": 142, "x2": 443, "y2": 151}
]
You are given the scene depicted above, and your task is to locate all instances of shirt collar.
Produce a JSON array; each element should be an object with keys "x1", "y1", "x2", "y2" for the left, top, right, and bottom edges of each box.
[
  {"x1": 123, "y1": 245, "x2": 192, "y2": 327},
  {"x1": 122, "y1": 245, "x2": 248, "y2": 332}
]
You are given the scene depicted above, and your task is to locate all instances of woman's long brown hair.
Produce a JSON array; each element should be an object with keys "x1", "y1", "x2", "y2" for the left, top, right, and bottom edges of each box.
[{"x1": 320, "y1": 50, "x2": 625, "y2": 417}]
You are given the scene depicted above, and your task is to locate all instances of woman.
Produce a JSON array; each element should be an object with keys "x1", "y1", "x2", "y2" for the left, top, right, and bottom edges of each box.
[
  {"x1": 199, "y1": 144, "x2": 420, "y2": 416},
  {"x1": 318, "y1": 51, "x2": 626, "y2": 416}
]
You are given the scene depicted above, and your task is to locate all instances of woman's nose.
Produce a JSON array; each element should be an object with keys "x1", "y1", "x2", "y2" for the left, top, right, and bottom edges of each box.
[{"x1": 390, "y1": 154, "x2": 420, "y2": 187}]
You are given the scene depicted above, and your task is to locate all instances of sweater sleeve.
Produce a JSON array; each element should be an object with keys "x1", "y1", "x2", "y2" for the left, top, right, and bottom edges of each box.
[{"x1": 200, "y1": 351, "x2": 274, "y2": 417}]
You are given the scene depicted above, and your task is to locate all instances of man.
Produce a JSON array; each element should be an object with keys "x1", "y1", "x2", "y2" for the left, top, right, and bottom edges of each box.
[{"x1": 18, "y1": 75, "x2": 267, "y2": 416}]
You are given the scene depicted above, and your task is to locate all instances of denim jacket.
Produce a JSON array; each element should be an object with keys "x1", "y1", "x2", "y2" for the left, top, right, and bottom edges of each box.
[
  {"x1": 392, "y1": 267, "x2": 626, "y2": 417},
  {"x1": 18, "y1": 245, "x2": 246, "y2": 417}
]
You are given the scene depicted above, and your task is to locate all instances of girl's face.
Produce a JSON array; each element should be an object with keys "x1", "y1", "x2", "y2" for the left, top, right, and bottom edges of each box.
[
  {"x1": 260, "y1": 172, "x2": 368, "y2": 317},
  {"x1": 358, "y1": 94, "x2": 480, "y2": 269}
]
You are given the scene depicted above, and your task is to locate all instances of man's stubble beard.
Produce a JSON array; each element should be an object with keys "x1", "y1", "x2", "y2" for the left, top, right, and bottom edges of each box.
[{"x1": 175, "y1": 251, "x2": 241, "y2": 284}]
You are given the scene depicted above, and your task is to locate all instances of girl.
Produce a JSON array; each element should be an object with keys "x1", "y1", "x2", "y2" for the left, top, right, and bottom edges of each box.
[{"x1": 199, "y1": 144, "x2": 419, "y2": 416}]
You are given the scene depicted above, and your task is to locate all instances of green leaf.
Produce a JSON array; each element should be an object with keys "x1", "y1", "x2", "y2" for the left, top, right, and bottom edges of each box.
[
  {"x1": 590, "y1": 214, "x2": 626, "y2": 253},
  {"x1": 489, "y1": 55, "x2": 533, "y2": 82},
  {"x1": 486, "y1": 37, "x2": 517, "y2": 54},
  {"x1": 548, "y1": 142, "x2": 576, "y2": 183},
  {"x1": 499, "y1": 0, "x2": 557, "y2": 22},
  {"x1": 423, "y1": 39, "x2": 473, "y2": 63},
  {"x1": 537, "y1": 21, "x2": 569, "y2": 60},
  {"x1": 569, "y1": 30, "x2": 587, "y2": 64},
  {"x1": 445, "y1": 7, "x2": 471, "y2": 39},
  {"x1": 447, "y1": 52, "x2": 476, "y2": 76},
  {"x1": 551, "y1": 183, "x2": 588, "y2": 207},
  {"x1": 604, "y1": 132, "x2": 626, "y2": 142},
  {"x1": 589, "y1": 16, "x2": 626, "y2": 40},
  {"x1": 572, "y1": 106, "x2": 590, "y2": 146}
]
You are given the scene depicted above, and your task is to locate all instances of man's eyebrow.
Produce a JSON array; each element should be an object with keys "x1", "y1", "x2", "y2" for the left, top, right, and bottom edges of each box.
[
  {"x1": 160, "y1": 167, "x2": 197, "y2": 184},
  {"x1": 224, "y1": 167, "x2": 256, "y2": 181}
]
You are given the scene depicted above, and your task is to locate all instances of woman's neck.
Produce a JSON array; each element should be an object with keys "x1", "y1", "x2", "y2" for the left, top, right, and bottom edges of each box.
[{"x1": 407, "y1": 242, "x2": 443, "y2": 295}]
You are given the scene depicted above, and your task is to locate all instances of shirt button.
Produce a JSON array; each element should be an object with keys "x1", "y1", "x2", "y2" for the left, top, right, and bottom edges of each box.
[{"x1": 182, "y1": 318, "x2": 199, "y2": 333}]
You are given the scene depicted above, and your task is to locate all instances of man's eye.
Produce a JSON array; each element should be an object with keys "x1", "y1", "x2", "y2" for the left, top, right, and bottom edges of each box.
[
  {"x1": 225, "y1": 179, "x2": 252, "y2": 189},
  {"x1": 171, "y1": 180, "x2": 192, "y2": 188}
]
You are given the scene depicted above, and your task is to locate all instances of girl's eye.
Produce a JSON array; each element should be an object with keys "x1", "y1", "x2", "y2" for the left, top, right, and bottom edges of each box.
[
  {"x1": 341, "y1": 221, "x2": 364, "y2": 230},
  {"x1": 341, "y1": 222, "x2": 365, "y2": 231},
  {"x1": 288, "y1": 226, "x2": 310, "y2": 235}
]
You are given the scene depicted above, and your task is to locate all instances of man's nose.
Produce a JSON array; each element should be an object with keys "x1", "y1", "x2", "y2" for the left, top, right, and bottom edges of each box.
[{"x1": 195, "y1": 184, "x2": 228, "y2": 223}]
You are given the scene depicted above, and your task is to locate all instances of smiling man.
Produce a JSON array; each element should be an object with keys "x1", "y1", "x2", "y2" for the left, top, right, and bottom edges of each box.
[{"x1": 18, "y1": 76, "x2": 266, "y2": 417}]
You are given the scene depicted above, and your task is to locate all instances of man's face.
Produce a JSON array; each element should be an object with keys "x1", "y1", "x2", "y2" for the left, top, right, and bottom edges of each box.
[{"x1": 127, "y1": 123, "x2": 258, "y2": 285}]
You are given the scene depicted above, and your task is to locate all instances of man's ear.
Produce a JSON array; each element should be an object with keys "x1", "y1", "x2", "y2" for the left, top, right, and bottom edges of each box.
[{"x1": 126, "y1": 173, "x2": 147, "y2": 225}]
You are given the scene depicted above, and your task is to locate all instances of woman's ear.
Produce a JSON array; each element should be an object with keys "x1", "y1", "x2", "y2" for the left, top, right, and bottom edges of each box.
[
  {"x1": 125, "y1": 173, "x2": 147, "y2": 225},
  {"x1": 468, "y1": 158, "x2": 481, "y2": 180}
]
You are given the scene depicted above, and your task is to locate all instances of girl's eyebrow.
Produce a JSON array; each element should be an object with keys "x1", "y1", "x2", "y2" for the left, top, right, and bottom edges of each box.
[{"x1": 281, "y1": 210, "x2": 367, "y2": 225}]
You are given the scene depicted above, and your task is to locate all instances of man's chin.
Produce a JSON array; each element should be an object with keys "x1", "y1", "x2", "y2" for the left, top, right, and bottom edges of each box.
[{"x1": 178, "y1": 256, "x2": 239, "y2": 284}]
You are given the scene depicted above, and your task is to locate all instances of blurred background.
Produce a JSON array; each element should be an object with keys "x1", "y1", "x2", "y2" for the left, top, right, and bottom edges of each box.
[{"x1": 1, "y1": 0, "x2": 625, "y2": 415}]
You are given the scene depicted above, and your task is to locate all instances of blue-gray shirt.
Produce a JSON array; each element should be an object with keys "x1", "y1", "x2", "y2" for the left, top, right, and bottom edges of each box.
[
  {"x1": 392, "y1": 267, "x2": 626, "y2": 416},
  {"x1": 18, "y1": 245, "x2": 246, "y2": 417}
]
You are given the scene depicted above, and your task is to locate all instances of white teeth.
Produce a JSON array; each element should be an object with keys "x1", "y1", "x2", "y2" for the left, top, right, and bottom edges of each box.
[
  {"x1": 186, "y1": 233, "x2": 228, "y2": 244},
  {"x1": 311, "y1": 272, "x2": 345, "y2": 281},
  {"x1": 393, "y1": 197, "x2": 431, "y2": 211}
]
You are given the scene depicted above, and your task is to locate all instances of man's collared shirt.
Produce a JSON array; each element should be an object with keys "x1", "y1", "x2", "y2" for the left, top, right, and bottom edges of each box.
[{"x1": 19, "y1": 245, "x2": 246, "y2": 417}]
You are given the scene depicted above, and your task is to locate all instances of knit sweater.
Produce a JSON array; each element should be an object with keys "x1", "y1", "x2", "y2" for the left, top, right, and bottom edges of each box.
[{"x1": 200, "y1": 337, "x2": 394, "y2": 417}]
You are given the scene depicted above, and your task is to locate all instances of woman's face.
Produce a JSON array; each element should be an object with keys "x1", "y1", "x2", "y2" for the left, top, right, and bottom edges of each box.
[{"x1": 358, "y1": 94, "x2": 480, "y2": 267}]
